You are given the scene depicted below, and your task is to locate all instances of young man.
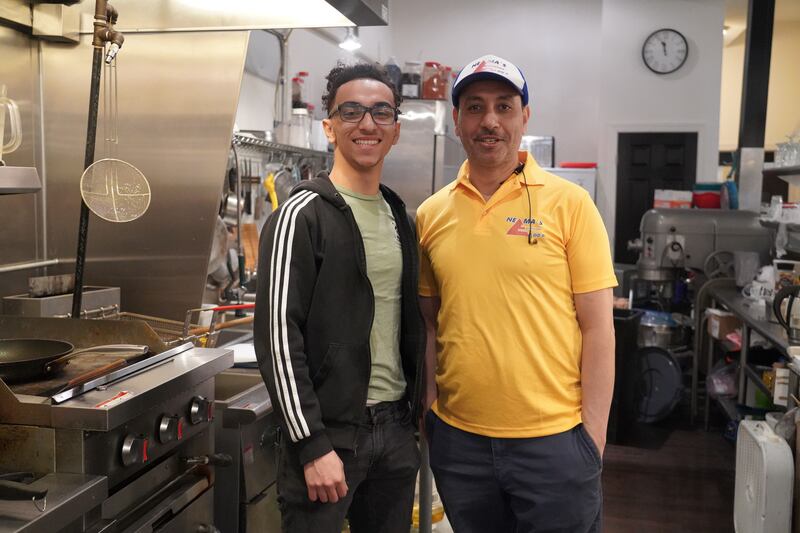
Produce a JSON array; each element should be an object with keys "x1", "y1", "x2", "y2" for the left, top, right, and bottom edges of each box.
[
  {"x1": 417, "y1": 54, "x2": 617, "y2": 532},
  {"x1": 254, "y1": 62, "x2": 424, "y2": 533}
]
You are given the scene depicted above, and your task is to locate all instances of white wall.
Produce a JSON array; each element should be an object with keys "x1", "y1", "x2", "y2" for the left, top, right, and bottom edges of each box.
[
  {"x1": 597, "y1": 0, "x2": 725, "y2": 248},
  {"x1": 388, "y1": 0, "x2": 603, "y2": 164},
  {"x1": 236, "y1": 71, "x2": 277, "y2": 132}
]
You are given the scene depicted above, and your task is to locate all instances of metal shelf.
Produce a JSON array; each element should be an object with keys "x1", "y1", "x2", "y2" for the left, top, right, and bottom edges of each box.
[
  {"x1": 232, "y1": 134, "x2": 332, "y2": 161},
  {"x1": 763, "y1": 165, "x2": 800, "y2": 178},
  {"x1": 743, "y1": 364, "x2": 772, "y2": 398},
  {"x1": 763, "y1": 165, "x2": 800, "y2": 186}
]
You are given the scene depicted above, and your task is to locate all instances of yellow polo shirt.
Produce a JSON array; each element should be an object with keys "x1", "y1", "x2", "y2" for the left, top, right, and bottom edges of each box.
[{"x1": 416, "y1": 152, "x2": 617, "y2": 438}]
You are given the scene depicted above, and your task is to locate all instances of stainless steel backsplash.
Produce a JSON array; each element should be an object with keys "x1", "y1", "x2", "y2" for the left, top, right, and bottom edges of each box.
[{"x1": 0, "y1": 24, "x2": 249, "y2": 320}]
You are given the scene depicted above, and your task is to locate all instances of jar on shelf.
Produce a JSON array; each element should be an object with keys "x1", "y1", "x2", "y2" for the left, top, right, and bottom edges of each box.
[
  {"x1": 422, "y1": 61, "x2": 446, "y2": 100},
  {"x1": 400, "y1": 61, "x2": 422, "y2": 99},
  {"x1": 290, "y1": 107, "x2": 311, "y2": 149}
]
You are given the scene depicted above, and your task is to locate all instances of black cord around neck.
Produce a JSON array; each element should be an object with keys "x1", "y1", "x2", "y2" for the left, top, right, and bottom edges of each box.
[{"x1": 520, "y1": 169, "x2": 537, "y2": 245}]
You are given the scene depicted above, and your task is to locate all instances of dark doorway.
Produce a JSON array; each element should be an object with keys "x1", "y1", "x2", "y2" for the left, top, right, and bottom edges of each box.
[{"x1": 615, "y1": 132, "x2": 698, "y2": 264}]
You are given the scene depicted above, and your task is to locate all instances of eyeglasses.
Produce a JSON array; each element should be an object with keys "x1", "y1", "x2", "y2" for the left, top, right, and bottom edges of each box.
[{"x1": 329, "y1": 102, "x2": 399, "y2": 125}]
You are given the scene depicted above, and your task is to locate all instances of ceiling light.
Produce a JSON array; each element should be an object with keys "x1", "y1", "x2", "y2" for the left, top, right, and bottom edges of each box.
[{"x1": 339, "y1": 27, "x2": 362, "y2": 52}]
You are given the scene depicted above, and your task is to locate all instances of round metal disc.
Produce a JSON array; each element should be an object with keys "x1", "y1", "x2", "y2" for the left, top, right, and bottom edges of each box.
[
  {"x1": 703, "y1": 250, "x2": 735, "y2": 279},
  {"x1": 80, "y1": 158, "x2": 150, "y2": 223}
]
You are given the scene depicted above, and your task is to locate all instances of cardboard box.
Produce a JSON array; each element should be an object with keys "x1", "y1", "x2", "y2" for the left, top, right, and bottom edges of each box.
[
  {"x1": 706, "y1": 309, "x2": 741, "y2": 340},
  {"x1": 654, "y1": 189, "x2": 692, "y2": 209}
]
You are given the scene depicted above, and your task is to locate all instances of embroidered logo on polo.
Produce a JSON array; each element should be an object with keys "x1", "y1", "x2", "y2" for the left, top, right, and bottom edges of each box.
[{"x1": 506, "y1": 216, "x2": 545, "y2": 239}]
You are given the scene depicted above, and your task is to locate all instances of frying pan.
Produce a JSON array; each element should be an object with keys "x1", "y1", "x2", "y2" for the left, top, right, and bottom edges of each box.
[{"x1": 0, "y1": 339, "x2": 148, "y2": 383}]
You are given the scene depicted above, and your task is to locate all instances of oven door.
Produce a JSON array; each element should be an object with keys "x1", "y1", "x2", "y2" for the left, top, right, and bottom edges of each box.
[{"x1": 94, "y1": 467, "x2": 214, "y2": 533}]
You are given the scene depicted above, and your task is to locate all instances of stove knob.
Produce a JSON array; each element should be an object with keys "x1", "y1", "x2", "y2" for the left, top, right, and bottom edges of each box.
[
  {"x1": 121, "y1": 434, "x2": 149, "y2": 466},
  {"x1": 158, "y1": 415, "x2": 185, "y2": 443},
  {"x1": 189, "y1": 396, "x2": 213, "y2": 425}
]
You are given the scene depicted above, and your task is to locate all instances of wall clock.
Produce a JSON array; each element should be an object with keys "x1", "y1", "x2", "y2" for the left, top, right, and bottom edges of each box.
[{"x1": 642, "y1": 28, "x2": 689, "y2": 75}]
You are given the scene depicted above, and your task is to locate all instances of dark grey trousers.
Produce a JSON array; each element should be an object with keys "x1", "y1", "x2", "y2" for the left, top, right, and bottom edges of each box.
[
  {"x1": 426, "y1": 410, "x2": 602, "y2": 533},
  {"x1": 276, "y1": 401, "x2": 420, "y2": 533}
]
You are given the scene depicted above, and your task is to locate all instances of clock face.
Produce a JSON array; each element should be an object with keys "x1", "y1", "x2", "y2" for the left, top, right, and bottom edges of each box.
[{"x1": 642, "y1": 29, "x2": 689, "y2": 74}]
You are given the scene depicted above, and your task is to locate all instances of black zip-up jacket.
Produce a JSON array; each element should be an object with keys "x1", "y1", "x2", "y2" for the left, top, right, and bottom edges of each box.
[{"x1": 254, "y1": 175, "x2": 425, "y2": 465}]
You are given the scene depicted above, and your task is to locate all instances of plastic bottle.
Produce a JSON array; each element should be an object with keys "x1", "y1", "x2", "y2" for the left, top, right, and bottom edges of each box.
[
  {"x1": 384, "y1": 57, "x2": 402, "y2": 92},
  {"x1": 401, "y1": 61, "x2": 422, "y2": 99},
  {"x1": 297, "y1": 71, "x2": 309, "y2": 106},
  {"x1": 291, "y1": 77, "x2": 304, "y2": 108}
]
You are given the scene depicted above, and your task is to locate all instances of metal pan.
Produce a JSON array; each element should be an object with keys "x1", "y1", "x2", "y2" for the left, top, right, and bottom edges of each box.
[{"x1": 0, "y1": 339, "x2": 148, "y2": 383}]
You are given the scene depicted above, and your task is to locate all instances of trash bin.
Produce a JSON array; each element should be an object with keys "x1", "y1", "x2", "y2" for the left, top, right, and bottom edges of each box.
[{"x1": 607, "y1": 308, "x2": 642, "y2": 445}]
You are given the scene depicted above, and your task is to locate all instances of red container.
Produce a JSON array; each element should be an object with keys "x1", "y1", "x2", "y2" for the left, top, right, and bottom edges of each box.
[
  {"x1": 559, "y1": 162, "x2": 597, "y2": 168},
  {"x1": 692, "y1": 191, "x2": 721, "y2": 209}
]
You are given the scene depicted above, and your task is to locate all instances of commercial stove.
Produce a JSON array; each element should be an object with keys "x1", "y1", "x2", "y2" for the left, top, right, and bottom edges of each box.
[{"x1": 0, "y1": 316, "x2": 233, "y2": 533}]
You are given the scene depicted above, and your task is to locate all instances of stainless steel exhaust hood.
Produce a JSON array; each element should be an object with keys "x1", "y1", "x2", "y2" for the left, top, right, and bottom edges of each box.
[
  {"x1": 76, "y1": 0, "x2": 389, "y2": 34},
  {"x1": 326, "y1": 0, "x2": 388, "y2": 26}
]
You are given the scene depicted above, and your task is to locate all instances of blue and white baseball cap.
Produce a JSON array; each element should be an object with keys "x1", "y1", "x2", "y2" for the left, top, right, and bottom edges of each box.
[{"x1": 451, "y1": 54, "x2": 529, "y2": 108}]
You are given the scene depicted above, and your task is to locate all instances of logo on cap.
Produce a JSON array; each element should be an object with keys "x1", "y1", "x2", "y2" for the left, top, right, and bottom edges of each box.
[{"x1": 452, "y1": 54, "x2": 528, "y2": 107}]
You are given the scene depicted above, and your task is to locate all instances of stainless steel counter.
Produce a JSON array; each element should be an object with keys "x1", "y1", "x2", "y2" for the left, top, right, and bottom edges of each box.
[
  {"x1": 707, "y1": 286, "x2": 790, "y2": 353},
  {"x1": 0, "y1": 474, "x2": 106, "y2": 533},
  {"x1": 701, "y1": 285, "x2": 795, "y2": 429}
]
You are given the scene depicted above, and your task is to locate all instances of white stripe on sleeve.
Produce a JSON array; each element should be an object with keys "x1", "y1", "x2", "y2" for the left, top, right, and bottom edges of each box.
[{"x1": 269, "y1": 190, "x2": 317, "y2": 442}]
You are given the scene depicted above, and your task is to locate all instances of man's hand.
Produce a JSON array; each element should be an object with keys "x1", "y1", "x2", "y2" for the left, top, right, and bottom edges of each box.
[
  {"x1": 583, "y1": 423, "x2": 606, "y2": 457},
  {"x1": 575, "y1": 288, "x2": 614, "y2": 461},
  {"x1": 303, "y1": 450, "x2": 348, "y2": 503},
  {"x1": 419, "y1": 376, "x2": 438, "y2": 439}
]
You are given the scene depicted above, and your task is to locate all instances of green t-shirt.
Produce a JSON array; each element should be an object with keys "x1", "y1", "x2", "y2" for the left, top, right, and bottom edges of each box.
[{"x1": 335, "y1": 183, "x2": 406, "y2": 402}]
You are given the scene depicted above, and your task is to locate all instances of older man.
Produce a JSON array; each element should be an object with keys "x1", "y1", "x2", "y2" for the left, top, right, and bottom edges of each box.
[{"x1": 417, "y1": 54, "x2": 617, "y2": 532}]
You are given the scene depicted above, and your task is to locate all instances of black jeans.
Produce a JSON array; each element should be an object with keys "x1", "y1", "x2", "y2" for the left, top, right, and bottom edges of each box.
[
  {"x1": 426, "y1": 410, "x2": 602, "y2": 533},
  {"x1": 276, "y1": 401, "x2": 420, "y2": 533}
]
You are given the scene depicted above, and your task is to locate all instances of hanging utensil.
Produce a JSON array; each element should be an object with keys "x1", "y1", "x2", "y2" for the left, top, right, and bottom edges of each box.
[
  {"x1": 71, "y1": 1, "x2": 128, "y2": 319},
  {"x1": 80, "y1": 44, "x2": 150, "y2": 223},
  {"x1": 80, "y1": 158, "x2": 150, "y2": 223},
  {"x1": 273, "y1": 167, "x2": 295, "y2": 204},
  {"x1": 264, "y1": 172, "x2": 279, "y2": 211}
]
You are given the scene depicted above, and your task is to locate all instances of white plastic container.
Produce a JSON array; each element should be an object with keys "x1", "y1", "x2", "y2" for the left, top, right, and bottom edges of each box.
[{"x1": 289, "y1": 108, "x2": 311, "y2": 149}]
